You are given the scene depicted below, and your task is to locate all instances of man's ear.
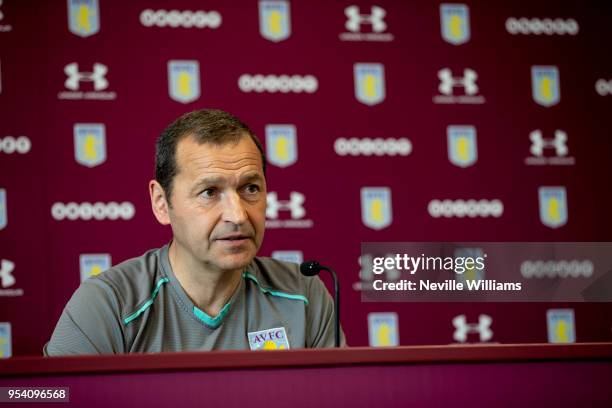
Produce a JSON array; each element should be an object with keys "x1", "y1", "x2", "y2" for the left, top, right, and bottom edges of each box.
[{"x1": 149, "y1": 180, "x2": 171, "y2": 225}]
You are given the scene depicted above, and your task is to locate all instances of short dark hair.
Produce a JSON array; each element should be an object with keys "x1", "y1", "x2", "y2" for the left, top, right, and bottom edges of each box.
[{"x1": 155, "y1": 109, "x2": 266, "y2": 204}]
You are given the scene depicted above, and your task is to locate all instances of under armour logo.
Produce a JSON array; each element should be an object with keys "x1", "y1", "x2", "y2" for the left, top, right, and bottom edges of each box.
[
  {"x1": 452, "y1": 314, "x2": 493, "y2": 342},
  {"x1": 0, "y1": 259, "x2": 15, "y2": 288},
  {"x1": 345, "y1": 5, "x2": 387, "y2": 33},
  {"x1": 530, "y1": 129, "x2": 568, "y2": 157},
  {"x1": 64, "y1": 62, "x2": 109, "y2": 91},
  {"x1": 438, "y1": 68, "x2": 478, "y2": 95},
  {"x1": 266, "y1": 192, "x2": 305, "y2": 219}
]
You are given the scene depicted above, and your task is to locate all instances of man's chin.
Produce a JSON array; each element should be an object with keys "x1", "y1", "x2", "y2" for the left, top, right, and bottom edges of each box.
[{"x1": 216, "y1": 252, "x2": 256, "y2": 272}]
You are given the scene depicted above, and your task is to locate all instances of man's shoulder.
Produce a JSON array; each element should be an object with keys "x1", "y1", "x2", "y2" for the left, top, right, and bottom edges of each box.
[
  {"x1": 86, "y1": 247, "x2": 164, "y2": 308},
  {"x1": 249, "y1": 257, "x2": 319, "y2": 303}
]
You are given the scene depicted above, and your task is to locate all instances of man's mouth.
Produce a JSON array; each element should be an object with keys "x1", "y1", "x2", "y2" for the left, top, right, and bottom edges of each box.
[{"x1": 217, "y1": 234, "x2": 250, "y2": 241}]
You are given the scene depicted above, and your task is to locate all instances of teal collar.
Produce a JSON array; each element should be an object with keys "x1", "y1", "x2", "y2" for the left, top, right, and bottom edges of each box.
[
  {"x1": 160, "y1": 243, "x2": 244, "y2": 330},
  {"x1": 243, "y1": 271, "x2": 308, "y2": 305},
  {"x1": 192, "y1": 301, "x2": 233, "y2": 329}
]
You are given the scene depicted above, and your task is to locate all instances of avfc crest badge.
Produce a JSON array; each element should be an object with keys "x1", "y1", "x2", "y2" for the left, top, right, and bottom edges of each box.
[
  {"x1": 259, "y1": 1, "x2": 291, "y2": 42},
  {"x1": 440, "y1": 4, "x2": 470, "y2": 45},
  {"x1": 532, "y1": 66, "x2": 560, "y2": 107},
  {"x1": 361, "y1": 187, "x2": 392, "y2": 230},
  {"x1": 266, "y1": 125, "x2": 297, "y2": 168},
  {"x1": 74, "y1": 123, "x2": 106, "y2": 168},
  {"x1": 67, "y1": 0, "x2": 100, "y2": 38},
  {"x1": 248, "y1": 327, "x2": 290, "y2": 350},
  {"x1": 80, "y1": 254, "x2": 111, "y2": 282},
  {"x1": 0, "y1": 189, "x2": 6, "y2": 230},
  {"x1": 168, "y1": 60, "x2": 201, "y2": 104},
  {"x1": 447, "y1": 125, "x2": 477, "y2": 167},
  {"x1": 539, "y1": 186, "x2": 568, "y2": 228},
  {"x1": 354, "y1": 63, "x2": 385, "y2": 106}
]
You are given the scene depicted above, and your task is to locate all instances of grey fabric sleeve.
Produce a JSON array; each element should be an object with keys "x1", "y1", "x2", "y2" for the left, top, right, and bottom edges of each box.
[
  {"x1": 44, "y1": 279, "x2": 125, "y2": 356},
  {"x1": 305, "y1": 276, "x2": 347, "y2": 348}
]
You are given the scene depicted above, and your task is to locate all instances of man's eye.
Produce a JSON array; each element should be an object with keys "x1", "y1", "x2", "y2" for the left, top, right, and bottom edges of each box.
[
  {"x1": 200, "y1": 188, "x2": 217, "y2": 198},
  {"x1": 244, "y1": 184, "x2": 260, "y2": 194}
]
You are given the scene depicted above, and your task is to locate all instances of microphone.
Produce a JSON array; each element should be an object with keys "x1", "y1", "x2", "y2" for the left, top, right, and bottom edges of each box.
[{"x1": 300, "y1": 260, "x2": 340, "y2": 348}]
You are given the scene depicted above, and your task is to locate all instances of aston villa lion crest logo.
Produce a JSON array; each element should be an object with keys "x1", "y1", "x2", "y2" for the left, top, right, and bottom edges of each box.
[
  {"x1": 168, "y1": 60, "x2": 201, "y2": 104},
  {"x1": 271, "y1": 250, "x2": 303, "y2": 264},
  {"x1": 67, "y1": 0, "x2": 100, "y2": 38},
  {"x1": 354, "y1": 63, "x2": 385, "y2": 105},
  {"x1": 440, "y1": 4, "x2": 470, "y2": 45},
  {"x1": 0, "y1": 322, "x2": 11, "y2": 358},
  {"x1": 80, "y1": 254, "x2": 111, "y2": 282},
  {"x1": 0, "y1": 189, "x2": 6, "y2": 230},
  {"x1": 361, "y1": 187, "x2": 392, "y2": 230},
  {"x1": 531, "y1": 66, "x2": 560, "y2": 107},
  {"x1": 74, "y1": 123, "x2": 106, "y2": 167},
  {"x1": 547, "y1": 309, "x2": 575, "y2": 343},
  {"x1": 259, "y1": 1, "x2": 291, "y2": 42},
  {"x1": 454, "y1": 248, "x2": 485, "y2": 283},
  {"x1": 538, "y1": 186, "x2": 568, "y2": 228},
  {"x1": 447, "y1": 125, "x2": 477, "y2": 167},
  {"x1": 368, "y1": 312, "x2": 399, "y2": 347},
  {"x1": 266, "y1": 125, "x2": 297, "y2": 168}
]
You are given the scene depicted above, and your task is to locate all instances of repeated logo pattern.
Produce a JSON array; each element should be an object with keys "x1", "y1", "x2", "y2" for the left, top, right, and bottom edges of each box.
[
  {"x1": 447, "y1": 126, "x2": 477, "y2": 168},
  {"x1": 168, "y1": 61, "x2": 200, "y2": 103},
  {"x1": 238, "y1": 74, "x2": 317, "y2": 93},
  {"x1": 139, "y1": 9, "x2": 221, "y2": 29},
  {"x1": 453, "y1": 314, "x2": 493, "y2": 343},
  {"x1": 334, "y1": 138, "x2": 412, "y2": 156},
  {"x1": 341, "y1": 5, "x2": 393, "y2": 42},
  {"x1": 354, "y1": 63, "x2": 385, "y2": 105},
  {"x1": 64, "y1": 62, "x2": 108, "y2": 91},
  {"x1": 51, "y1": 202, "x2": 135, "y2": 221},
  {"x1": 259, "y1": 1, "x2": 290, "y2": 42},
  {"x1": 595, "y1": 79, "x2": 612, "y2": 96},
  {"x1": 266, "y1": 125, "x2": 297, "y2": 168},
  {"x1": 506, "y1": 18, "x2": 579, "y2": 35},
  {"x1": 67, "y1": 0, "x2": 100, "y2": 38},
  {"x1": 0, "y1": 136, "x2": 31, "y2": 154},
  {"x1": 361, "y1": 187, "x2": 392, "y2": 230},
  {"x1": 538, "y1": 187, "x2": 568, "y2": 228},
  {"x1": 74, "y1": 124, "x2": 106, "y2": 167},
  {"x1": 547, "y1": 309, "x2": 575, "y2": 343},
  {"x1": 531, "y1": 66, "x2": 560, "y2": 107},
  {"x1": 440, "y1": 4, "x2": 470, "y2": 45},
  {"x1": 0, "y1": 189, "x2": 7, "y2": 230},
  {"x1": 428, "y1": 199, "x2": 504, "y2": 218},
  {"x1": 79, "y1": 254, "x2": 111, "y2": 282},
  {"x1": 2, "y1": 2, "x2": 604, "y2": 354}
]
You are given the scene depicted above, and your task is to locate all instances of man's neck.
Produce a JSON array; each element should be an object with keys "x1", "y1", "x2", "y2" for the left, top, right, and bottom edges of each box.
[{"x1": 168, "y1": 242, "x2": 242, "y2": 317}]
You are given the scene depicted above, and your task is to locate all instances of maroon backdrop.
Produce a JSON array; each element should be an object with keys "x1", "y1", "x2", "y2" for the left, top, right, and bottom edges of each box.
[{"x1": 1, "y1": 0, "x2": 611, "y2": 356}]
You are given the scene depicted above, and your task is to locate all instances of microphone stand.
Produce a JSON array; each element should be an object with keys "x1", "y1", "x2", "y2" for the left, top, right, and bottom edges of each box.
[{"x1": 319, "y1": 265, "x2": 340, "y2": 348}]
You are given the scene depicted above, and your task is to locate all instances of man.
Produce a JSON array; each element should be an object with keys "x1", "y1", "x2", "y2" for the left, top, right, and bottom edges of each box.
[{"x1": 45, "y1": 109, "x2": 344, "y2": 355}]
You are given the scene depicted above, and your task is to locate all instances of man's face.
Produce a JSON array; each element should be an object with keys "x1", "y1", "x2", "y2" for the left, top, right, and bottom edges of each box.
[{"x1": 165, "y1": 134, "x2": 267, "y2": 273}]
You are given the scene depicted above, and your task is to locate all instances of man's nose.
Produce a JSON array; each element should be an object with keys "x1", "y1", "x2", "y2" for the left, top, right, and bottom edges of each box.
[{"x1": 222, "y1": 191, "x2": 248, "y2": 225}]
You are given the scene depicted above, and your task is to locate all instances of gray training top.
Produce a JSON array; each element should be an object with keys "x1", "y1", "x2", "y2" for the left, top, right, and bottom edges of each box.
[{"x1": 45, "y1": 244, "x2": 345, "y2": 355}]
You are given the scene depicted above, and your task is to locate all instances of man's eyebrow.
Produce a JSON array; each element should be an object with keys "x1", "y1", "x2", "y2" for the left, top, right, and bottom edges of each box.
[
  {"x1": 190, "y1": 173, "x2": 264, "y2": 193},
  {"x1": 239, "y1": 172, "x2": 264, "y2": 183},
  {"x1": 190, "y1": 177, "x2": 226, "y2": 194},
  {"x1": 192, "y1": 176, "x2": 226, "y2": 187}
]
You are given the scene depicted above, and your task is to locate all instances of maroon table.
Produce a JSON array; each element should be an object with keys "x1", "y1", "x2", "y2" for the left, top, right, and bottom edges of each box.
[{"x1": 1, "y1": 343, "x2": 611, "y2": 407}]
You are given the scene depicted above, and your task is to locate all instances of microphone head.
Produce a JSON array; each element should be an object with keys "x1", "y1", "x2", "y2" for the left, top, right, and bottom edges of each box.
[{"x1": 300, "y1": 260, "x2": 322, "y2": 276}]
